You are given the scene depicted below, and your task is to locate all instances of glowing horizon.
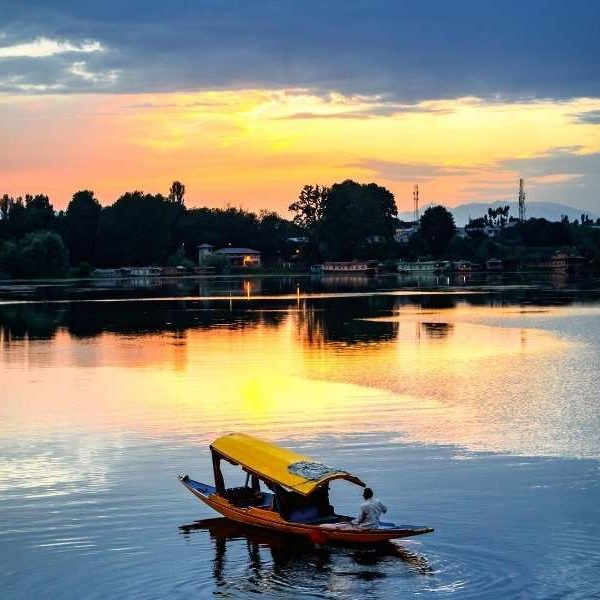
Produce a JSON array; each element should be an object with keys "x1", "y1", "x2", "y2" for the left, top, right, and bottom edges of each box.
[{"x1": 1, "y1": 90, "x2": 599, "y2": 215}]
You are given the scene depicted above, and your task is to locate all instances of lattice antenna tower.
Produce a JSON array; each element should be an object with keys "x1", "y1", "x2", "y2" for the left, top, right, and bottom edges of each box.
[
  {"x1": 518, "y1": 178, "x2": 526, "y2": 222},
  {"x1": 413, "y1": 184, "x2": 419, "y2": 223}
]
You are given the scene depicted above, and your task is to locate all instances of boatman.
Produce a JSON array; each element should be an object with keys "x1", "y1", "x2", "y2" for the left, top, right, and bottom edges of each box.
[{"x1": 352, "y1": 487, "x2": 388, "y2": 528}]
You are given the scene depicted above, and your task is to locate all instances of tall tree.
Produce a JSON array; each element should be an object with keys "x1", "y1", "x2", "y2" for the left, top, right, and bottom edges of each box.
[
  {"x1": 165, "y1": 181, "x2": 187, "y2": 256},
  {"x1": 24, "y1": 194, "x2": 55, "y2": 231},
  {"x1": 257, "y1": 210, "x2": 300, "y2": 262},
  {"x1": 484, "y1": 205, "x2": 510, "y2": 227},
  {"x1": 0, "y1": 195, "x2": 12, "y2": 241},
  {"x1": 288, "y1": 184, "x2": 329, "y2": 231},
  {"x1": 319, "y1": 180, "x2": 397, "y2": 259},
  {"x1": 6, "y1": 197, "x2": 27, "y2": 238},
  {"x1": 419, "y1": 205, "x2": 456, "y2": 255},
  {"x1": 65, "y1": 190, "x2": 102, "y2": 264},
  {"x1": 0, "y1": 194, "x2": 11, "y2": 221},
  {"x1": 95, "y1": 191, "x2": 174, "y2": 266},
  {"x1": 168, "y1": 181, "x2": 186, "y2": 205}
]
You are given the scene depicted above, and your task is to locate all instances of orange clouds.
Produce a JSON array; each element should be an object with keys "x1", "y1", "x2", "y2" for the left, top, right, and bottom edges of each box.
[{"x1": 1, "y1": 90, "x2": 599, "y2": 213}]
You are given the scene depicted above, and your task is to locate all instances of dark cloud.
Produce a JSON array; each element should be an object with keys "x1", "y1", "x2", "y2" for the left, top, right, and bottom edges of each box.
[
  {"x1": 0, "y1": 45, "x2": 119, "y2": 93},
  {"x1": 0, "y1": 0, "x2": 599, "y2": 100},
  {"x1": 572, "y1": 110, "x2": 600, "y2": 124}
]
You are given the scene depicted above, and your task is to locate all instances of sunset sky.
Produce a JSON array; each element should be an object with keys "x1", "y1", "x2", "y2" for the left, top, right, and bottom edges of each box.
[{"x1": 1, "y1": 1, "x2": 599, "y2": 214}]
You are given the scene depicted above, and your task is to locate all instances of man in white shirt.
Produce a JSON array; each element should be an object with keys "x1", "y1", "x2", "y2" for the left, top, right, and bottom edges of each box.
[{"x1": 352, "y1": 487, "x2": 388, "y2": 528}]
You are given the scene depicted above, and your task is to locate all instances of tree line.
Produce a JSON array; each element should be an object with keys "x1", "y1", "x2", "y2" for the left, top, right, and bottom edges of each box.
[
  {"x1": 0, "y1": 178, "x2": 404, "y2": 277},
  {"x1": 1, "y1": 177, "x2": 599, "y2": 278},
  {"x1": 287, "y1": 179, "x2": 600, "y2": 267},
  {"x1": 0, "y1": 182, "x2": 300, "y2": 277}
]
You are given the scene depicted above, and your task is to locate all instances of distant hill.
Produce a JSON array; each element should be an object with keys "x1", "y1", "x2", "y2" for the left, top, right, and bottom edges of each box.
[{"x1": 399, "y1": 201, "x2": 598, "y2": 226}]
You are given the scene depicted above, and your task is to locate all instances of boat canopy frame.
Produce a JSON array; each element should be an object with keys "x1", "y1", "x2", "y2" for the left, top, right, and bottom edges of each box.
[{"x1": 210, "y1": 433, "x2": 365, "y2": 496}]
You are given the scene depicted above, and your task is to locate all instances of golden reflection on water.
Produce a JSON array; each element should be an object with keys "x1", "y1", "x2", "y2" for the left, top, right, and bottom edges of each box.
[{"x1": 1, "y1": 302, "x2": 592, "y2": 458}]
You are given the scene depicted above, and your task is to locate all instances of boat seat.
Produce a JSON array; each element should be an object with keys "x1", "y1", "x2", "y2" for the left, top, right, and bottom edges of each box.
[
  {"x1": 223, "y1": 486, "x2": 272, "y2": 508},
  {"x1": 288, "y1": 505, "x2": 320, "y2": 522}
]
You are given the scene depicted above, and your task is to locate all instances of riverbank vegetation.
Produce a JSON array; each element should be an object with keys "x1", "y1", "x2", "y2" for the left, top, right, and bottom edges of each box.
[
  {"x1": 0, "y1": 185, "x2": 301, "y2": 277},
  {"x1": 1, "y1": 179, "x2": 599, "y2": 278}
]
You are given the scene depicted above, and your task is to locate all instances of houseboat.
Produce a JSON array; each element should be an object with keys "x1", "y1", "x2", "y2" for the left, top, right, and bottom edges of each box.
[
  {"x1": 179, "y1": 433, "x2": 433, "y2": 545},
  {"x1": 321, "y1": 261, "x2": 379, "y2": 275},
  {"x1": 549, "y1": 252, "x2": 585, "y2": 272},
  {"x1": 397, "y1": 260, "x2": 451, "y2": 274},
  {"x1": 91, "y1": 268, "x2": 120, "y2": 278},
  {"x1": 160, "y1": 266, "x2": 189, "y2": 277},
  {"x1": 128, "y1": 266, "x2": 162, "y2": 277}
]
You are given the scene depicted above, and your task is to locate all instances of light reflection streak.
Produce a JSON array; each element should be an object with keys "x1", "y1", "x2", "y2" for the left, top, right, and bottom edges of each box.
[{"x1": 0, "y1": 289, "x2": 488, "y2": 308}]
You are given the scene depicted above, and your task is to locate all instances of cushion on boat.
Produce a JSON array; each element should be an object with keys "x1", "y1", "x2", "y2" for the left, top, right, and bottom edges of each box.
[{"x1": 288, "y1": 505, "x2": 320, "y2": 523}]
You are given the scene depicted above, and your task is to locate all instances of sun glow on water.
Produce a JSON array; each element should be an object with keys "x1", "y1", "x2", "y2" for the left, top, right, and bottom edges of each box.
[{"x1": 1, "y1": 301, "x2": 588, "y2": 457}]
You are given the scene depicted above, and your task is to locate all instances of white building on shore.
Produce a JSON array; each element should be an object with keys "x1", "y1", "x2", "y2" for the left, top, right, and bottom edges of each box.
[{"x1": 197, "y1": 244, "x2": 261, "y2": 267}]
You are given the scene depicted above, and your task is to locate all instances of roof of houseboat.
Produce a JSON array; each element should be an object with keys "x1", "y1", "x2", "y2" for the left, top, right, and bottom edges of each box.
[{"x1": 210, "y1": 433, "x2": 365, "y2": 496}]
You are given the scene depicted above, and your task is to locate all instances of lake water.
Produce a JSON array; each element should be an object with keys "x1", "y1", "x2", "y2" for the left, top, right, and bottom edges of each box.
[{"x1": 1, "y1": 274, "x2": 600, "y2": 599}]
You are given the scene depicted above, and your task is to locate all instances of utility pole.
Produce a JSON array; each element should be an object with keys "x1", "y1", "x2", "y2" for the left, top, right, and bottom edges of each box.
[{"x1": 518, "y1": 178, "x2": 526, "y2": 222}]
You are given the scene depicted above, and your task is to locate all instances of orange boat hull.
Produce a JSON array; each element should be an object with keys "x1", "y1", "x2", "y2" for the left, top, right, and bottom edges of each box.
[{"x1": 179, "y1": 477, "x2": 433, "y2": 544}]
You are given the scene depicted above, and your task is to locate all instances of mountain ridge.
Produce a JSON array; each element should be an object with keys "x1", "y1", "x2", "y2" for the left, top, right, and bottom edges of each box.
[{"x1": 398, "y1": 201, "x2": 598, "y2": 226}]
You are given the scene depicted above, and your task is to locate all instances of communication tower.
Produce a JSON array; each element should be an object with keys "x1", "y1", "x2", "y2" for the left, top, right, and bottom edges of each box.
[
  {"x1": 518, "y1": 178, "x2": 526, "y2": 222},
  {"x1": 413, "y1": 184, "x2": 419, "y2": 223}
]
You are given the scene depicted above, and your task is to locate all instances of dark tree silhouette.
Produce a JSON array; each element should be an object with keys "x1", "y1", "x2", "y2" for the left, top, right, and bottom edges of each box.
[
  {"x1": 168, "y1": 181, "x2": 186, "y2": 205},
  {"x1": 95, "y1": 191, "x2": 174, "y2": 266},
  {"x1": 257, "y1": 210, "x2": 301, "y2": 262},
  {"x1": 420, "y1": 205, "x2": 456, "y2": 255},
  {"x1": 5, "y1": 197, "x2": 27, "y2": 238},
  {"x1": 319, "y1": 180, "x2": 398, "y2": 259},
  {"x1": 0, "y1": 194, "x2": 11, "y2": 221},
  {"x1": 289, "y1": 184, "x2": 329, "y2": 230},
  {"x1": 65, "y1": 190, "x2": 102, "y2": 264},
  {"x1": 512, "y1": 218, "x2": 571, "y2": 246},
  {"x1": 24, "y1": 194, "x2": 55, "y2": 231},
  {"x1": 2, "y1": 173, "x2": 595, "y2": 277},
  {"x1": 0, "y1": 231, "x2": 68, "y2": 277}
]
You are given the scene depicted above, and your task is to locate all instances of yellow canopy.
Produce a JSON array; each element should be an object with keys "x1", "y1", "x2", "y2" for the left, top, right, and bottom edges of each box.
[{"x1": 210, "y1": 433, "x2": 365, "y2": 496}]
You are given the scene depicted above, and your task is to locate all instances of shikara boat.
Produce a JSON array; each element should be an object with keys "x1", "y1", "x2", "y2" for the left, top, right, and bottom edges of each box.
[{"x1": 178, "y1": 433, "x2": 433, "y2": 544}]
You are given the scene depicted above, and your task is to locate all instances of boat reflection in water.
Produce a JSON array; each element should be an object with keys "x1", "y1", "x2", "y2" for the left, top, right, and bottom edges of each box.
[{"x1": 179, "y1": 517, "x2": 431, "y2": 591}]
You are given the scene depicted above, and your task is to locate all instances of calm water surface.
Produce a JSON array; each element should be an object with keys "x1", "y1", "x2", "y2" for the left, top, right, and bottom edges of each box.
[{"x1": 1, "y1": 275, "x2": 600, "y2": 599}]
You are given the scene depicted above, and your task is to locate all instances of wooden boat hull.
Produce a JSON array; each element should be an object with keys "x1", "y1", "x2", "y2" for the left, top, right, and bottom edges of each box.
[{"x1": 179, "y1": 477, "x2": 433, "y2": 544}]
